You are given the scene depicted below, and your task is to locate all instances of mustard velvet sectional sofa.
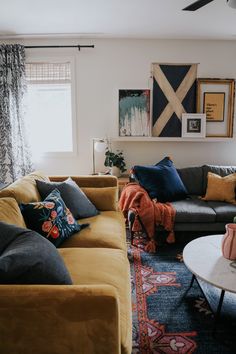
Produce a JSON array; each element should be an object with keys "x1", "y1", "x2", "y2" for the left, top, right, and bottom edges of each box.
[{"x1": 0, "y1": 171, "x2": 132, "y2": 354}]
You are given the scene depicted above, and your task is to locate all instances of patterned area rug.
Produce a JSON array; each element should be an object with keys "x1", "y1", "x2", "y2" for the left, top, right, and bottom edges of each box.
[{"x1": 129, "y1": 233, "x2": 236, "y2": 353}]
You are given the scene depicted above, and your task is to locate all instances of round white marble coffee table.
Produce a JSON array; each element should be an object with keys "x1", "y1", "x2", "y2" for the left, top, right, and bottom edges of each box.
[{"x1": 183, "y1": 234, "x2": 236, "y2": 328}]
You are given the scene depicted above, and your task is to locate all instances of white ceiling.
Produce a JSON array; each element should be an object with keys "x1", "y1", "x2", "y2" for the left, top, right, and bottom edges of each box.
[{"x1": 0, "y1": 0, "x2": 236, "y2": 40}]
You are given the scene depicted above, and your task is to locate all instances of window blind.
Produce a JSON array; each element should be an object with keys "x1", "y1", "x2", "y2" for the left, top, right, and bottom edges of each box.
[{"x1": 25, "y1": 62, "x2": 71, "y2": 84}]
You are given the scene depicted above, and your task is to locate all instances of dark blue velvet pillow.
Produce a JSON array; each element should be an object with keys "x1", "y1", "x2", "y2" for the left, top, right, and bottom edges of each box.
[
  {"x1": 133, "y1": 157, "x2": 188, "y2": 202},
  {"x1": 21, "y1": 189, "x2": 88, "y2": 247}
]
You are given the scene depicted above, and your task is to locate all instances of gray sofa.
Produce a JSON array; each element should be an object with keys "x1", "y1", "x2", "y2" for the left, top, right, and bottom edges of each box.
[
  {"x1": 128, "y1": 164, "x2": 236, "y2": 240},
  {"x1": 174, "y1": 164, "x2": 236, "y2": 233}
]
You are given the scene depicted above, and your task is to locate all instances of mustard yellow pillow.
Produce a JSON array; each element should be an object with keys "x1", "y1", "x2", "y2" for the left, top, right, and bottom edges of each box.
[
  {"x1": 202, "y1": 172, "x2": 236, "y2": 204},
  {"x1": 81, "y1": 187, "x2": 118, "y2": 211},
  {"x1": 0, "y1": 171, "x2": 49, "y2": 204},
  {"x1": 0, "y1": 197, "x2": 26, "y2": 228}
]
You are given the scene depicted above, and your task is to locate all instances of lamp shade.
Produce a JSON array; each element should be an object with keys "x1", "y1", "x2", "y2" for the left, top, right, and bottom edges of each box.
[
  {"x1": 92, "y1": 138, "x2": 108, "y2": 174},
  {"x1": 227, "y1": 0, "x2": 236, "y2": 8},
  {"x1": 94, "y1": 140, "x2": 107, "y2": 152}
]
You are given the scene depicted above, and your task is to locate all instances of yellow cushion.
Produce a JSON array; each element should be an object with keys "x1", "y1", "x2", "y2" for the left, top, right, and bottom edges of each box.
[
  {"x1": 60, "y1": 211, "x2": 126, "y2": 251},
  {"x1": 59, "y1": 247, "x2": 132, "y2": 354},
  {"x1": 202, "y1": 172, "x2": 236, "y2": 204},
  {"x1": 81, "y1": 187, "x2": 118, "y2": 211},
  {"x1": 0, "y1": 171, "x2": 49, "y2": 204},
  {"x1": 0, "y1": 197, "x2": 26, "y2": 228}
]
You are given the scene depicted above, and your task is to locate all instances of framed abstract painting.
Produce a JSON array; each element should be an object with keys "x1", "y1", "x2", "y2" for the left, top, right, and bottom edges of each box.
[{"x1": 119, "y1": 89, "x2": 151, "y2": 137}]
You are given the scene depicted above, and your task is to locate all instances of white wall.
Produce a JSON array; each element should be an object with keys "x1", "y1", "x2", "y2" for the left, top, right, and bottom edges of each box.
[{"x1": 3, "y1": 38, "x2": 236, "y2": 174}]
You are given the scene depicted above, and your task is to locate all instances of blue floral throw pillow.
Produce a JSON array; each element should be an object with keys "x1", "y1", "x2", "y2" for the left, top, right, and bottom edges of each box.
[{"x1": 21, "y1": 189, "x2": 88, "y2": 247}]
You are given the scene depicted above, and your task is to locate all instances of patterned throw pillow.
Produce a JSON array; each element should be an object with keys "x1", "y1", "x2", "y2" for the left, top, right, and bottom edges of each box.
[{"x1": 21, "y1": 189, "x2": 88, "y2": 247}]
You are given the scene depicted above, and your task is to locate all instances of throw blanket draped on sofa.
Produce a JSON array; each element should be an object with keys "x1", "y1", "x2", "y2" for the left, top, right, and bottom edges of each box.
[{"x1": 119, "y1": 183, "x2": 176, "y2": 251}]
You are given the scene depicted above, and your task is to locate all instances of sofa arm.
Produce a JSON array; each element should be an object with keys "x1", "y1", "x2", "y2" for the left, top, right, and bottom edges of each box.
[
  {"x1": 49, "y1": 175, "x2": 118, "y2": 188},
  {"x1": 0, "y1": 284, "x2": 120, "y2": 354}
]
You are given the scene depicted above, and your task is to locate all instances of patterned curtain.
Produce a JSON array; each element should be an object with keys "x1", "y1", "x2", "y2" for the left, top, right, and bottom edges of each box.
[{"x1": 0, "y1": 44, "x2": 33, "y2": 183}]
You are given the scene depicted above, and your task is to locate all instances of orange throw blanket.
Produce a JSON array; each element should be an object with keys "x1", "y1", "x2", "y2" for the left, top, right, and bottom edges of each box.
[{"x1": 119, "y1": 183, "x2": 176, "y2": 252}]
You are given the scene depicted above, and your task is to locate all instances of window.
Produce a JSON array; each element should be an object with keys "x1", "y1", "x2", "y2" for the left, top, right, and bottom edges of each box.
[{"x1": 25, "y1": 59, "x2": 76, "y2": 155}]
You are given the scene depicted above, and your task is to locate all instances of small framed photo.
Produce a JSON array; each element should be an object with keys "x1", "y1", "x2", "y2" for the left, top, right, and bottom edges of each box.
[
  {"x1": 197, "y1": 78, "x2": 235, "y2": 137},
  {"x1": 182, "y1": 113, "x2": 206, "y2": 138}
]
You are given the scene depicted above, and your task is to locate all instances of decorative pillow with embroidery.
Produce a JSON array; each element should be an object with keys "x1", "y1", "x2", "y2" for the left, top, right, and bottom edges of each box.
[
  {"x1": 21, "y1": 189, "x2": 88, "y2": 247},
  {"x1": 202, "y1": 172, "x2": 236, "y2": 204}
]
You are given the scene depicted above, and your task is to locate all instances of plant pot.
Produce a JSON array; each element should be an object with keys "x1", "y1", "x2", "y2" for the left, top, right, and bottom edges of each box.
[
  {"x1": 222, "y1": 223, "x2": 236, "y2": 260},
  {"x1": 111, "y1": 166, "x2": 121, "y2": 177}
]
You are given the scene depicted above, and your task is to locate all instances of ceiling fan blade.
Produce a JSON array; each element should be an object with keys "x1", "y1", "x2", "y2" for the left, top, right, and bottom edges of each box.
[{"x1": 183, "y1": 0, "x2": 214, "y2": 11}]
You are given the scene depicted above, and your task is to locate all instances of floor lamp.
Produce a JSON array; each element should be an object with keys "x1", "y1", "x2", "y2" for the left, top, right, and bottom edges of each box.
[{"x1": 92, "y1": 138, "x2": 108, "y2": 175}]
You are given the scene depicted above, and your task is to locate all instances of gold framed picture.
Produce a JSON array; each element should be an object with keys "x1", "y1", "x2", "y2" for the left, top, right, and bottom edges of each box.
[
  {"x1": 197, "y1": 78, "x2": 235, "y2": 137},
  {"x1": 203, "y1": 92, "x2": 225, "y2": 122}
]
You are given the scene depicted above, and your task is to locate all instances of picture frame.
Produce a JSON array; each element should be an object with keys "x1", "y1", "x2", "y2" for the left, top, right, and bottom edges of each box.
[
  {"x1": 182, "y1": 113, "x2": 206, "y2": 138},
  {"x1": 152, "y1": 63, "x2": 198, "y2": 137},
  {"x1": 197, "y1": 78, "x2": 235, "y2": 137},
  {"x1": 119, "y1": 89, "x2": 151, "y2": 137}
]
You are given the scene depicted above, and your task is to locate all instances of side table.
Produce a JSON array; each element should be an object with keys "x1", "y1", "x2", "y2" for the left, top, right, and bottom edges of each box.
[
  {"x1": 118, "y1": 175, "x2": 130, "y2": 196},
  {"x1": 183, "y1": 234, "x2": 236, "y2": 332}
]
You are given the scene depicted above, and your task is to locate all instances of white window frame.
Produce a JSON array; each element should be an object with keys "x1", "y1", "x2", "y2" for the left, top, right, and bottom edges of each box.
[{"x1": 25, "y1": 55, "x2": 78, "y2": 158}]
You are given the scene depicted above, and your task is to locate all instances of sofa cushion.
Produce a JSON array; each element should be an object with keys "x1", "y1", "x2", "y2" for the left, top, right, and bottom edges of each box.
[
  {"x1": 60, "y1": 211, "x2": 126, "y2": 251},
  {"x1": 207, "y1": 201, "x2": 236, "y2": 223},
  {"x1": 0, "y1": 222, "x2": 72, "y2": 285},
  {"x1": 36, "y1": 178, "x2": 99, "y2": 219},
  {"x1": 21, "y1": 189, "x2": 88, "y2": 247},
  {"x1": 177, "y1": 166, "x2": 204, "y2": 196},
  {"x1": 0, "y1": 197, "x2": 26, "y2": 228},
  {"x1": 202, "y1": 172, "x2": 236, "y2": 204},
  {"x1": 133, "y1": 157, "x2": 188, "y2": 202},
  {"x1": 203, "y1": 164, "x2": 236, "y2": 194},
  {"x1": 0, "y1": 171, "x2": 49, "y2": 203},
  {"x1": 59, "y1": 247, "x2": 132, "y2": 354},
  {"x1": 81, "y1": 187, "x2": 118, "y2": 211},
  {"x1": 172, "y1": 198, "x2": 216, "y2": 223}
]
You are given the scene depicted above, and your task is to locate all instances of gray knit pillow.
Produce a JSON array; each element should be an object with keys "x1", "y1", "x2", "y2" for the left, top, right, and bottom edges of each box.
[
  {"x1": 0, "y1": 222, "x2": 72, "y2": 285},
  {"x1": 36, "y1": 177, "x2": 99, "y2": 219}
]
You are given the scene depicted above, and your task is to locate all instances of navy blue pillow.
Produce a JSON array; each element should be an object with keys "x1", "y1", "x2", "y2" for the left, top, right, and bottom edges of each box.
[
  {"x1": 133, "y1": 157, "x2": 188, "y2": 202},
  {"x1": 21, "y1": 189, "x2": 88, "y2": 247}
]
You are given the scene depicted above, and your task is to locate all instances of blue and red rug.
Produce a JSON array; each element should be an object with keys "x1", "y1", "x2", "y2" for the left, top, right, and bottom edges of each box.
[{"x1": 129, "y1": 233, "x2": 236, "y2": 353}]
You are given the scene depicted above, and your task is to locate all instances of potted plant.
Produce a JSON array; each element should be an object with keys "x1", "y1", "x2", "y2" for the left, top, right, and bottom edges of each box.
[{"x1": 104, "y1": 149, "x2": 127, "y2": 177}]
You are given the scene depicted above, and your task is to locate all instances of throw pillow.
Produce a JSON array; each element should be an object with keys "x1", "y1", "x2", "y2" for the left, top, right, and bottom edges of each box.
[
  {"x1": 0, "y1": 197, "x2": 26, "y2": 228},
  {"x1": 21, "y1": 189, "x2": 88, "y2": 247},
  {"x1": 36, "y1": 177, "x2": 99, "y2": 219},
  {"x1": 202, "y1": 172, "x2": 236, "y2": 204},
  {"x1": 133, "y1": 156, "x2": 188, "y2": 202},
  {"x1": 0, "y1": 170, "x2": 49, "y2": 203},
  {"x1": 0, "y1": 222, "x2": 72, "y2": 284},
  {"x1": 81, "y1": 187, "x2": 118, "y2": 211}
]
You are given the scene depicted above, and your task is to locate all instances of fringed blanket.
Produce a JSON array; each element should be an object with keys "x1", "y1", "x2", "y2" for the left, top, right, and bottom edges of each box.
[{"x1": 119, "y1": 183, "x2": 176, "y2": 252}]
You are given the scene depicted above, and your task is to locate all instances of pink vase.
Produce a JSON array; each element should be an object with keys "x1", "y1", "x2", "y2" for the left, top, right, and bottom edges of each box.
[{"x1": 222, "y1": 223, "x2": 236, "y2": 260}]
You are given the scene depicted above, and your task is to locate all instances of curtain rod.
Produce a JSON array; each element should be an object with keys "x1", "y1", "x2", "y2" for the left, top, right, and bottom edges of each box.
[{"x1": 25, "y1": 45, "x2": 94, "y2": 51}]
